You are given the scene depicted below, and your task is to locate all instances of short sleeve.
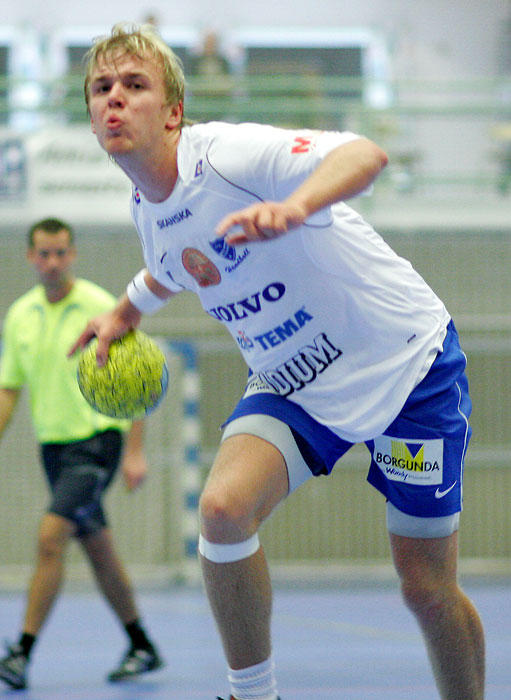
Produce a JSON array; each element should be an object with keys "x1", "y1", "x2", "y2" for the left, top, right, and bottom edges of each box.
[{"x1": 0, "y1": 308, "x2": 25, "y2": 389}]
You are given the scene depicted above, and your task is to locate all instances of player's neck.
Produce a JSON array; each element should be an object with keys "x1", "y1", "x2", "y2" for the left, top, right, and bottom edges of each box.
[
  {"x1": 117, "y1": 130, "x2": 180, "y2": 204},
  {"x1": 44, "y1": 277, "x2": 75, "y2": 303}
]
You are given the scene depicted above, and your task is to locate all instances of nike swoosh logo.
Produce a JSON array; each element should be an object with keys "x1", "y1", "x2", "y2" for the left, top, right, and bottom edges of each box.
[{"x1": 435, "y1": 481, "x2": 457, "y2": 499}]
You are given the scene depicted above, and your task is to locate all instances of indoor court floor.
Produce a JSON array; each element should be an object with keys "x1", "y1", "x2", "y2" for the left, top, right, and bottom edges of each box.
[{"x1": 0, "y1": 577, "x2": 509, "y2": 699}]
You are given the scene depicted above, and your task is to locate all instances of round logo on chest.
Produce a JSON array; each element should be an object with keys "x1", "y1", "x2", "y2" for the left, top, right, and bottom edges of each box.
[{"x1": 182, "y1": 247, "x2": 221, "y2": 287}]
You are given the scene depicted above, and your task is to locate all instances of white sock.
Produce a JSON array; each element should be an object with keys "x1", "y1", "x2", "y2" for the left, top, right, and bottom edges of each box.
[{"x1": 227, "y1": 657, "x2": 278, "y2": 700}]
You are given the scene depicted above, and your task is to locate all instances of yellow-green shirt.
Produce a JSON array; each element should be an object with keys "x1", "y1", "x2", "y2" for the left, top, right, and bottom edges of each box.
[{"x1": 0, "y1": 278, "x2": 130, "y2": 443}]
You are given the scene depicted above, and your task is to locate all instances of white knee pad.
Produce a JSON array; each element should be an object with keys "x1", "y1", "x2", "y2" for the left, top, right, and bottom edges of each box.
[
  {"x1": 198, "y1": 533, "x2": 260, "y2": 563},
  {"x1": 386, "y1": 501, "x2": 460, "y2": 538},
  {"x1": 221, "y1": 414, "x2": 312, "y2": 493}
]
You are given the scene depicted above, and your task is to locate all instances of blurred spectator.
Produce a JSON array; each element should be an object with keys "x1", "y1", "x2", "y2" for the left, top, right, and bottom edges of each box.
[
  {"x1": 189, "y1": 30, "x2": 230, "y2": 80},
  {"x1": 141, "y1": 11, "x2": 160, "y2": 28},
  {"x1": 188, "y1": 30, "x2": 234, "y2": 121}
]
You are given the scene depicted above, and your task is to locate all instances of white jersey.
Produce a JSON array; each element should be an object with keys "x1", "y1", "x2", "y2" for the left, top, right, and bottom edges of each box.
[{"x1": 130, "y1": 122, "x2": 450, "y2": 442}]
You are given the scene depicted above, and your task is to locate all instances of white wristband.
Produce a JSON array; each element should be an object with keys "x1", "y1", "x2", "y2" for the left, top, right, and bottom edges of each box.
[{"x1": 127, "y1": 270, "x2": 167, "y2": 314}]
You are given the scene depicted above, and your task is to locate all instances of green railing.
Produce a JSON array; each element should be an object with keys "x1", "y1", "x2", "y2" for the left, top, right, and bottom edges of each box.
[
  {"x1": 1, "y1": 74, "x2": 510, "y2": 193},
  {"x1": 1, "y1": 74, "x2": 510, "y2": 122}
]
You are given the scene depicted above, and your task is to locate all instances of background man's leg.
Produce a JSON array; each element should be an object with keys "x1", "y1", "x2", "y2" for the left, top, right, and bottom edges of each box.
[
  {"x1": 79, "y1": 527, "x2": 138, "y2": 624},
  {"x1": 24, "y1": 512, "x2": 74, "y2": 635}
]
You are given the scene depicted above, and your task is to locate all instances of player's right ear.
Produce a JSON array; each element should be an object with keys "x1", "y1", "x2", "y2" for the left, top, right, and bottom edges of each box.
[{"x1": 90, "y1": 117, "x2": 96, "y2": 134}]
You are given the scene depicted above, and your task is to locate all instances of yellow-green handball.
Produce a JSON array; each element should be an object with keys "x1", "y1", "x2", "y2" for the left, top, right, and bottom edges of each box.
[{"x1": 77, "y1": 330, "x2": 169, "y2": 419}]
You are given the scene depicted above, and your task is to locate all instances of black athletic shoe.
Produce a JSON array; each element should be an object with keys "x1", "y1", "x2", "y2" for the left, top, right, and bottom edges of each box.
[
  {"x1": 0, "y1": 643, "x2": 28, "y2": 690},
  {"x1": 108, "y1": 645, "x2": 164, "y2": 682}
]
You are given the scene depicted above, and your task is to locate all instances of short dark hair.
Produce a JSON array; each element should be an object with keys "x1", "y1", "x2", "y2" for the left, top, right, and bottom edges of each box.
[{"x1": 27, "y1": 218, "x2": 75, "y2": 248}]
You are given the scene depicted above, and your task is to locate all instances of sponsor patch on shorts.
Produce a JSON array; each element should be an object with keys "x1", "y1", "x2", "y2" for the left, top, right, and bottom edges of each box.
[{"x1": 373, "y1": 436, "x2": 444, "y2": 486}]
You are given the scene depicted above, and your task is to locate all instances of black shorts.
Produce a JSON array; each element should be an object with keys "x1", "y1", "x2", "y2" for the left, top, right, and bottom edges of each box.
[{"x1": 40, "y1": 430, "x2": 123, "y2": 537}]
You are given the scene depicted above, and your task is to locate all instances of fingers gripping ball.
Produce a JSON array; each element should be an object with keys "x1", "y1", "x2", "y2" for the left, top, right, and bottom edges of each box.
[{"x1": 77, "y1": 330, "x2": 169, "y2": 419}]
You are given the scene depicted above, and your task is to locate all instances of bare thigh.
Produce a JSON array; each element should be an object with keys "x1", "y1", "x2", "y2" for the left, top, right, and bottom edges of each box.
[{"x1": 200, "y1": 433, "x2": 290, "y2": 543}]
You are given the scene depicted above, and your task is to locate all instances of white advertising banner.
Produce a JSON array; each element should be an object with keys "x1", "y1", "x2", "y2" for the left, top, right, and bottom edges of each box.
[{"x1": 0, "y1": 126, "x2": 133, "y2": 226}]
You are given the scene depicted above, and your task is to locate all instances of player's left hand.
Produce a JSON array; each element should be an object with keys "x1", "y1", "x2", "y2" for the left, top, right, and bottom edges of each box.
[{"x1": 216, "y1": 201, "x2": 307, "y2": 245}]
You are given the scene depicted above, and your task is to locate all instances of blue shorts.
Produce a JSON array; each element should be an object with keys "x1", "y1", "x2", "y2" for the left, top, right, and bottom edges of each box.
[{"x1": 224, "y1": 321, "x2": 471, "y2": 519}]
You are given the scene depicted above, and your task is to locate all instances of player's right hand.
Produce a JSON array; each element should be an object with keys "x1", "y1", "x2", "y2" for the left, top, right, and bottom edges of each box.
[{"x1": 68, "y1": 306, "x2": 141, "y2": 367}]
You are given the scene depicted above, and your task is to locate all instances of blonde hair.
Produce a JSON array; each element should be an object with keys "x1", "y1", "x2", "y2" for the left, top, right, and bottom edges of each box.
[{"x1": 84, "y1": 23, "x2": 187, "y2": 122}]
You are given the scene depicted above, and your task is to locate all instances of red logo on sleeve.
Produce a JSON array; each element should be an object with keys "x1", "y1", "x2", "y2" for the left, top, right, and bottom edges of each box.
[{"x1": 291, "y1": 136, "x2": 312, "y2": 154}]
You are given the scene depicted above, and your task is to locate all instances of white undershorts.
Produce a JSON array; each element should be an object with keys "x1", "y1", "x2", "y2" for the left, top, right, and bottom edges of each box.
[{"x1": 221, "y1": 413, "x2": 460, "y2": 539}]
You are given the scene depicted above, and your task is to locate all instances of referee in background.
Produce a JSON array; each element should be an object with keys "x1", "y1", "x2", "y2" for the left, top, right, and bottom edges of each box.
[{"x1": 0, "y1": 217, "x2": 163, "y2": 689}]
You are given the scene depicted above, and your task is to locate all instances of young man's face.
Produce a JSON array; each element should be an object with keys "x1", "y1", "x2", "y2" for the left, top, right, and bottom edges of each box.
[
  {"x1": 88, "y1": 51, "x2": 180, "y2": 159},
  {"x1": 27, "y1": 229, "x2": 76, "y2": 289}
]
